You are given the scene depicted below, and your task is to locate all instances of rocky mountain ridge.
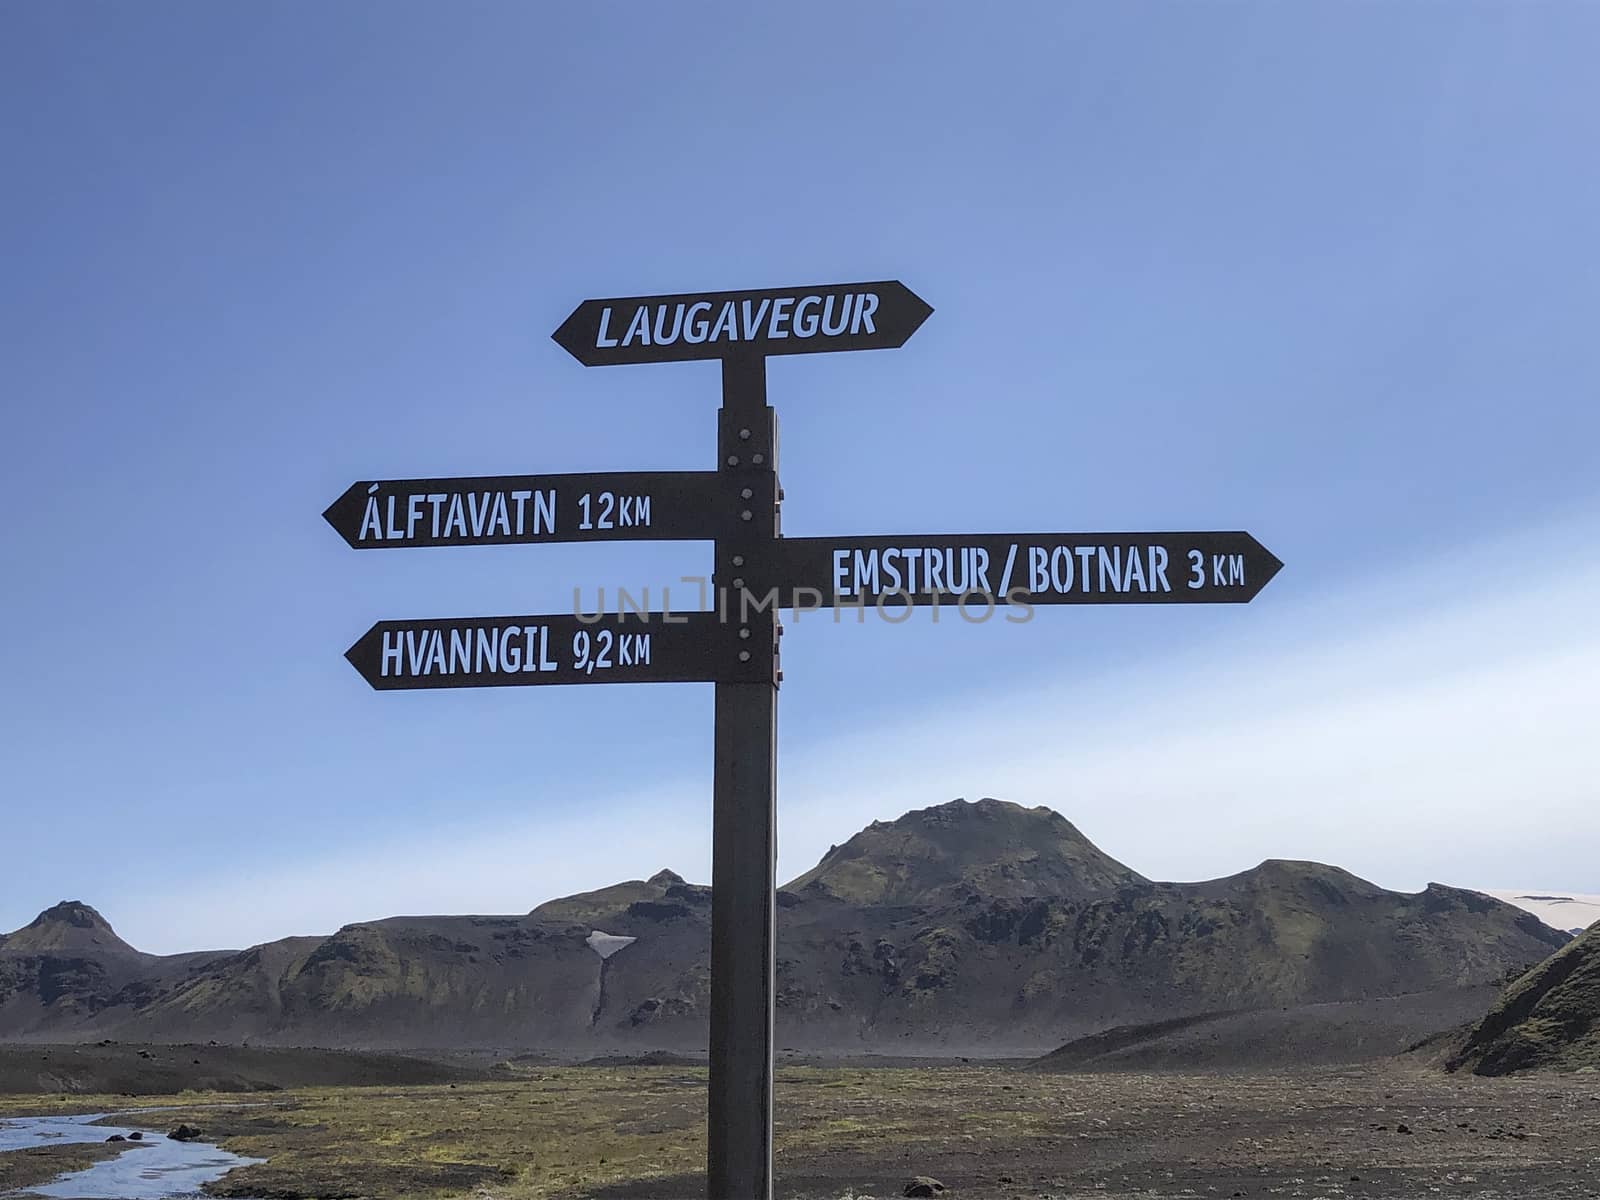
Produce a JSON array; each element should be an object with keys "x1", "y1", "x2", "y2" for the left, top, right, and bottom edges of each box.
[
  {"x1": 1448, "y1": 920, "x2": 1600, "y2": 1075},
  {"x1": 0, "y1": 798, "x2": 1571, "y2": 1056}
]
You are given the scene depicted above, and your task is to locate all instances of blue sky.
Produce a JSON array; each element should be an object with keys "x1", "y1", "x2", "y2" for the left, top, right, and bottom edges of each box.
[{"x1": 3, "y1": 3, "x2": 1597, "y2": 953}]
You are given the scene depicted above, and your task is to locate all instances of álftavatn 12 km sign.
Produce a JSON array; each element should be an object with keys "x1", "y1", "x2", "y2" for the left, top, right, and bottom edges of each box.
[{"x1": 323, "y1": 471, "x2": 725, "y2": 549}]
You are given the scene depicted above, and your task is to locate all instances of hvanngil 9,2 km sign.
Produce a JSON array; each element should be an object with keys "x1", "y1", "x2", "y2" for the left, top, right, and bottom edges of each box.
[{"x1": 344, "y1": 611, "x2": 767, "y2": 690}]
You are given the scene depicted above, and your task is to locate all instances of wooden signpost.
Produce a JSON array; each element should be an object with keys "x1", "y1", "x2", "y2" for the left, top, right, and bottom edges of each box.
[{"x1": 325, "y1": 279, "x2": 1282, "y2": 1199}]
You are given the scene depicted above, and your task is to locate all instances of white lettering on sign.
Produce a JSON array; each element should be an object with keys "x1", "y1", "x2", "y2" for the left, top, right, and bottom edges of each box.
[
  {"x1": 831, "y1": 546, "x2": 994, "y2": 596},
  {"x1": 378, "y1": 625, "x2": 559, "y2": 678},
  {"x1": 593, "y1": 291, "x2": 881, "y2": 349},
  {"x1": 831, "y1": 543, "x2": 1176, "y2": 598},
  {"x1": 1212, "y1": 553, "x2": 1245, "y2": 587},
  {"x1": 358, "y1": 488, "x2": 557, "y2": 542},
  {"x1": 1185, "y1": 549, "x2": 1243, "y2": 589},
  {"x1": 577, "y1": 492, "x2": 653, "y2": 531},
  {"x1": 572, "y1": 629, "x2": 652, "y2": 675},
  {"x1": 1020, "y1": 543, "x2": 1172, "y2": 595}
]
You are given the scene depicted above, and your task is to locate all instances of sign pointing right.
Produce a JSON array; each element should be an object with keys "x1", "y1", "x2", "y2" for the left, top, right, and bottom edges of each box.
[{"x1": 772, "y1": 531, "x2": 1282, "y2": 606}]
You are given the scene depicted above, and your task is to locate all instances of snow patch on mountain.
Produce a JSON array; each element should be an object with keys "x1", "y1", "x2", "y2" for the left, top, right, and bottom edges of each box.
[{"x1": 1480, "y1": 890, "x2": 1600, "y2": 935}]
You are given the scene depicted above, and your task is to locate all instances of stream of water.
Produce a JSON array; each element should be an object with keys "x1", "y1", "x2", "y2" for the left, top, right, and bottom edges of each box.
[{"x1": 0, "y1": 1111, "x2": 263, "y2": 1199}]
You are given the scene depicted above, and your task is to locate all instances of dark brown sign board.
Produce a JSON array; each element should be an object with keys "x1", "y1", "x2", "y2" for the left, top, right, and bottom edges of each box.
[
  {"x1": 552, "y1": 280, "x2": 933, "y2": 366},
  {"x1": 772, "y1": 531, "x2": 1281, "y2": 607},
  {"x1": 323, "y1": 471, "x2": 725, "y2": 549},
  {"x1": 344, "y1": 611, "x2": 768, "y2": 690}
]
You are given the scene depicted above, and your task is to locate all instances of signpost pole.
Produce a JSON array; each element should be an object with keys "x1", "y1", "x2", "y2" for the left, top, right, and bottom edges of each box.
[{"x1": 708, "y1": 355, "x2": 778, "y2": 1199}]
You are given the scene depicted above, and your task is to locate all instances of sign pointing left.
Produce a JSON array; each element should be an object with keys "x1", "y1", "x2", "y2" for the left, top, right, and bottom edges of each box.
[
  {"x1": 323, "y1": 470, "x2": 725, "y2": 549},
  {"x1": 344, "y1": 610, "x2": 770, "y2": 689},
  {"x1": 552, "y1": 280, "x2": 933, "y2": 367}
]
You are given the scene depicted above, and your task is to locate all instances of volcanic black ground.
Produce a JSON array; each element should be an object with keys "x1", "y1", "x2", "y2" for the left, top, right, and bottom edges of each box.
[{"x1": 3, "y1": 1056, "x2": 1599, "y2": 1199}]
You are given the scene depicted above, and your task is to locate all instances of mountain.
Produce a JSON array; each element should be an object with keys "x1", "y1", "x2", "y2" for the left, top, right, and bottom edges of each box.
[
  {"x1": 0, "y1": 799, "x2": 1571, "y2": 1055},
  {"x1": 789, "y1": 798, "x2": 1146, "y2": 906},
  {"x1": 0, "y1": 902, "x2": 224, "y2": 1038},
  {"x1": 1448, "y1": 922, "x2": 1600, "y2": 1075},
  {"x1": 0, "y1": 901, "x2": 140, "y2": 957}
]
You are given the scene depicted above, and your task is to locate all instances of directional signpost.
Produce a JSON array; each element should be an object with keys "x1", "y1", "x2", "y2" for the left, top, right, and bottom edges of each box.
[{"x1": 326, "y1": 278, "x2": 1282, "y2": 1200}]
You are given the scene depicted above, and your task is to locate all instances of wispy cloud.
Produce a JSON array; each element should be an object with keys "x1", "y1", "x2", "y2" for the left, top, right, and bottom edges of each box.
[
  {"x1": 116, "y1": 511, "x2": 1600, "y2": 955},
  {"x1": 781, "y1": 511, "x2": 1600, "y2": 891}
]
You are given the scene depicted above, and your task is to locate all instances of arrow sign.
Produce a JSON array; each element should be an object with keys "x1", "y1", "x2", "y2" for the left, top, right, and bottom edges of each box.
[
  {"x1": 552, "y1": 281, "x2": 933, "y2": 367},
  {"x1": 344, "y1": 611, "x2": 769, "y2": 690},
  {"x1": 771, "y1": 532, "x2": 1282, "y2": 607},
  {"x1": 323, "y1": 471, "x2": 726, "y2": 549}
]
